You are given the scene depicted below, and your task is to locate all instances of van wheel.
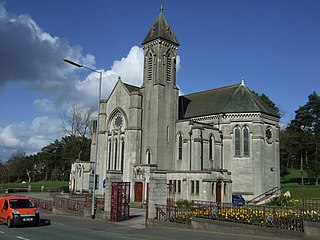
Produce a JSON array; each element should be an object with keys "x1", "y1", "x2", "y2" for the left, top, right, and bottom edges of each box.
[{"x1": 7, "y1": 218, "x2": 13, "y2": 228}]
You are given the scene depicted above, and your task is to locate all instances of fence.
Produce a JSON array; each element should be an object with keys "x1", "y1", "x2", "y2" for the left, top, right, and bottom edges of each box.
[
  {"x1": 302, "y1": 198, "x2": 320, "y2": 222},
  {"x1": 31, "y1": 196, "x2": 105, "y2": 212},
  {"x1": 53, "y1": 196, "x2": 86, "y2": 211},
  {"x1": 31, "y1": 198, "x2": 53, "y2": 210},
  {"x1": 155, "y1": 201, "x2": 308, "y2": 232}
]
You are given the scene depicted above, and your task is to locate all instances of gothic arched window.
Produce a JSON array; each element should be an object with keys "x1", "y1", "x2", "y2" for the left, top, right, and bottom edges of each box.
[
  {"x1": 209, "y1": 134, "x2": 214, "y2": 160},
  {"x1": 235, "y1": 127, "x2": 241, "y2": 156},
  {"x1": 178, "y1": 133, "x2": 183, "y2": 160},
  {"x1": 146, "y1": 149, "x2": 152, "y2": 164},
  {"x1": 121, "y1": 138, "x2": 125, "y2": 172},
  {"x1": 234, "y1": 126, "x2": 250, "y2": 157},
  {"x1": 243, "y1": 126, "x2": 250, "y2": 156},
  {"x1": 114, "y1": 139, "x2": 118, "y2": 170},
  {"x1": 108, "y1": 139, "x2": 112, "y2": 170}
]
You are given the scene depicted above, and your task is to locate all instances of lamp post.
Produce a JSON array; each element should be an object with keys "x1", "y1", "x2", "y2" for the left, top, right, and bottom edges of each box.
[{"x1": 63, "y1": 58, "x2": 102, "y2": 219}]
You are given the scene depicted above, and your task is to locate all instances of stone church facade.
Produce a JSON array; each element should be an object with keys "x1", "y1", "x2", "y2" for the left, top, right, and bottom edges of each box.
[{"x1": 70, "y1": 9, "x2": 280, "y2": 208}]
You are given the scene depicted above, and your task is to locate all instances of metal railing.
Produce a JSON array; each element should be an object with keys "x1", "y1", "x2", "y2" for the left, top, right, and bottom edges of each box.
[
  {"x1": 302, "y1": 198, "x2": 320, "y2": 222},
  {"x1": 155, "y1": 201, "x2": 306, "y2": 232}
]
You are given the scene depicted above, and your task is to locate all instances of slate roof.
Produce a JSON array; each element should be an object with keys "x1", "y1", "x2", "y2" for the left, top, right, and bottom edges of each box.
[
  {"x1": 141, "y1": 9, "x2": 179, "y2": 46},
  {"x1": 179, "y1": 83, "x2": 279, "y2": 119},
  {"x1": 123, "y1": 82, "x2": 140, "y2": 93}
]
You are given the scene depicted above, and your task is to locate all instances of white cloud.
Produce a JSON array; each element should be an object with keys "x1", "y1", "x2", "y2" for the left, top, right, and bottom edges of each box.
[
  {"x1": 0, "y1": 123, "x2": 24, "y2": 148},
  {"x1": 34, "y1": 98, "x2": 56, "y2": 112},
  {"x1": 0, "y1": 117, "x2": 63, "y2": 160}
]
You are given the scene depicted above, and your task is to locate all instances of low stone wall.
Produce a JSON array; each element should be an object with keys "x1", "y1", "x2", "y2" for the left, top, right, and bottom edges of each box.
[
  {"x1": 191, "y1": 218, "x2": 303, "y2": 239},
  {"x1": 304, "y1": 221, "x2": 320, "y2": 240},
  {"x1": 149, "y1": 218, "x2": 305, "y2": 239}
]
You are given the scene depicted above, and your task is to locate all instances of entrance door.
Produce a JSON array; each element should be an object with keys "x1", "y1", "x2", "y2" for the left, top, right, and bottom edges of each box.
[
  {"x1": 134, "y1": 182, "x2": 143, "y2": 202},
  {"x1": 216, "y1": 181, "x2": 222, "y2": 203}
]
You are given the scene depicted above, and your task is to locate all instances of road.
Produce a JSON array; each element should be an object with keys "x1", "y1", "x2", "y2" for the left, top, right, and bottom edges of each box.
[{"x1": 0, "y1": 212, "x2": 295, "y2": 240}]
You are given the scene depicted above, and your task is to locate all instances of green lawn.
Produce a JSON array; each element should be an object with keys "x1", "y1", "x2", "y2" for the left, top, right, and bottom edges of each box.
[
  {"x1": 281, "y1": 169, "x2": 320, "y2": 200},
  {"x1": 0, "y1": 181, "x2": 68, "y2": 193}
]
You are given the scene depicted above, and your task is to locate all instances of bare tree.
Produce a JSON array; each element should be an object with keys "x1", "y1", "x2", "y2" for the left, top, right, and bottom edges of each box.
[
  {"x1": 61, "y1": 105, "x2": 95, "y2": 138},
  {"x1": 60, "y1": 105, "x2": 95, "y2": 162}
]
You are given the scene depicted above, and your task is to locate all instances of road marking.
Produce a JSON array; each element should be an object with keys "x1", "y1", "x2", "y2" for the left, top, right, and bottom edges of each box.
[
  {"x1": 0, "y1": 230, "x2": 5, "y2": 233},
  {"x1": 17, "y1": 236, "x2": 31, "y2": 240}
]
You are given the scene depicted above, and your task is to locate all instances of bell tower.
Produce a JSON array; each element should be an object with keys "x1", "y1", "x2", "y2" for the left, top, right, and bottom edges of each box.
[{"x1": 140, "y1": 8, "x2": 179, "y2": 170}]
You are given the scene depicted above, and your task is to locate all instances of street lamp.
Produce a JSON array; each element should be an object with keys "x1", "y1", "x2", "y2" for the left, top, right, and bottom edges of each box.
[{"x1": 63, "y1": 58, "x2": 102, "y2": 219}]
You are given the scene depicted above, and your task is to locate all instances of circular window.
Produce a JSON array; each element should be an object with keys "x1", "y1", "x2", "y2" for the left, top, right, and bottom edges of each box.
[
  {"x1": 114, "y1": 114, "x2": 123, "y2": 128},
  {"x1": 265, "y1": 126, "x2": 273, "y2": 144}
]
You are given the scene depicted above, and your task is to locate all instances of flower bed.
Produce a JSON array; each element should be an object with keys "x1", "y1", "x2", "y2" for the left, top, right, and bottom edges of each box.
[{"x1": 155, "y1": 201, "x2": 320, "y2": 232}]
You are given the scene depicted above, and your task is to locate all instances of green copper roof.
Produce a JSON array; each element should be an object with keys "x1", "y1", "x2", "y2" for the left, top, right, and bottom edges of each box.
[
  {"x1": 179, "y1": 83, "x2": 279, "y2": 119},
  {"x1": 141, "y1": 9, "x2": 179, "y2": 46}
]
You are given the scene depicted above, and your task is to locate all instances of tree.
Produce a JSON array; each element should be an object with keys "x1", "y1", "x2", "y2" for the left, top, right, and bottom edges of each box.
[
  {"x1": 286, "y1": 91, "x2": 320, "y2": 185},
  {"x1": 253, "y1": 91, "x2": 281, "y2": 117},
  {"x1": 60, "y1": 105, "x2": 94, "y2": 162},
  {"x1": 6, "y1": 151, "x2": 28, "y2": 182}
]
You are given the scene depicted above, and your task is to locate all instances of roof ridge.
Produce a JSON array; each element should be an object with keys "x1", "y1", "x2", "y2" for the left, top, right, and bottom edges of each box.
[{"x1": 182, "y1": 83, "x2": 240, "y2": 97}]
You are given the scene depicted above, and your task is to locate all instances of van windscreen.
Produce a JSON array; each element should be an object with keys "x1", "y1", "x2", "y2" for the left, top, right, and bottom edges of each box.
[{"x1": 9, "y1": 199, "x2": 35, "y2": 208}]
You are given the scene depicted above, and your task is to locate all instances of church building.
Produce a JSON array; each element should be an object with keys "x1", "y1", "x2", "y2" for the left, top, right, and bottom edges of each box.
[{"x1": 70, "y1": 8, "x2": 280, "y2": 208}]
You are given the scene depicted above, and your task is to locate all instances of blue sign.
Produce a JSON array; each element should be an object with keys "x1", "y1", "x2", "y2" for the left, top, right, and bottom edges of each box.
[{"x1": 103, "y1": 179, "x2": 106, "y2": 188}]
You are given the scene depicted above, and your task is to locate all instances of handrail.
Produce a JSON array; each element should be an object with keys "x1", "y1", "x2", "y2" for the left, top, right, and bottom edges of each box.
[{"x1": 246, "y1": 186, "x2": 281, "y2": 204}]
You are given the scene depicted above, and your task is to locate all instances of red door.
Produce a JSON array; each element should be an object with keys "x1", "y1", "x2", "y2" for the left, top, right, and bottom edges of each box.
[
  {"x1": 134, "y1": 182, "x2": 143, "y2": 202},
  {"x1": 216, "y1": 181, "x2": 222, "y2": 203}
]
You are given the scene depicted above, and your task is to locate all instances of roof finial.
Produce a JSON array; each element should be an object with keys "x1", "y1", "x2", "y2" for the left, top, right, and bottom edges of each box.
[
  {"x1": 160, "y1": 0, "x2": 164, "y2": 12},
  {"x1": 241, "y1": 76, "x2": 245, "y2": 86}
]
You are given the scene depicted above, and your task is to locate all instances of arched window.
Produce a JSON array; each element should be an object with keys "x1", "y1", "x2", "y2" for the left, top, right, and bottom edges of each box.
[
  {"x1": 108, "y1": 139, "x2": 112, "y2": 170},
  {"x1": 178, "y1": 134, "x2": 183, "y2": 160},
  {"x1": 234, "y1": 126, "x2": 250, "y2": 157},
  {"x1": 114, "y1": 139, "x2": 118, "y2": 170},
  {"x1": 121, "y1": 138, "x2": 125, "y2": 172},
  {"x1": 209, "y1": 134, "x2": 214, "y2": 160},
  {"x1": 146, "y1": 149, "x2": 151, "y2": 164},
  {"x1": 243, "y1": 126, "x2": 249, "y2": 156},
  {"x1": 235, "y1": 127, "x2": 241, "y2": 156}
]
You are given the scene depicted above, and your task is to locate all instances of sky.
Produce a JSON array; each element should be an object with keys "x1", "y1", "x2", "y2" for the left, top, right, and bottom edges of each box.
[{"x1": 0, "y1": 0, "x2": 319, "y2": 161}]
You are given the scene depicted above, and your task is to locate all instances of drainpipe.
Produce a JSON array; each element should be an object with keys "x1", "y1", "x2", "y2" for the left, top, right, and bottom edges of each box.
[{"x1": 189, "y1": 130, "x2": 192, "y2": 171}]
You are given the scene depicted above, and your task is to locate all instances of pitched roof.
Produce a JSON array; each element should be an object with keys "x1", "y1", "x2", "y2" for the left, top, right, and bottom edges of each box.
[
  {"x1": 141, "y1": 9, "x2": 179, "y2": 46},
  {"x1": 123, "y1": 82, "x2": 140, "y2": 93},
  {"x1": 179, "y1": 83, "x2": 279, "y2": 119}
]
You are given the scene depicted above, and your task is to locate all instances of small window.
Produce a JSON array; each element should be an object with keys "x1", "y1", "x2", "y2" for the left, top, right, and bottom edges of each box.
[
  {"x1": 147, "y1": 149, "x2": 152, "y2": 164},
  {"x1": 177, "y1": 180, "x2": 181, "y2": 193}
]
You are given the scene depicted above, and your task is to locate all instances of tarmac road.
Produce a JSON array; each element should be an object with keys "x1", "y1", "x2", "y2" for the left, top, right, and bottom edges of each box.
[{"x1": 0, "y1": 211, "x2": 298, "y2": 240}]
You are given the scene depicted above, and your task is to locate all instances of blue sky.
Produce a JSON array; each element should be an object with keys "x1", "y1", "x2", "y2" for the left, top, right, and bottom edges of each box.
[{"x1": 0, "y1": 0, "x2": 319, "y2": 161}]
